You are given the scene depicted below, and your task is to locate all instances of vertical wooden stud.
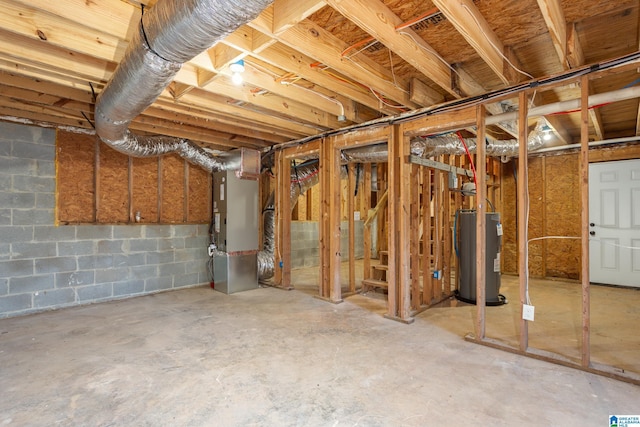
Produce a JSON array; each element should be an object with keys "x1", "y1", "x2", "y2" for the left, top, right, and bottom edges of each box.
[
  {"x1": 348, "y1": 163, "x2": 356, "y2": 294},
  {"x1": 422, "y1": 167, "x2": 433, "y2": 305},
  {"x1": 328, "y1": 137, "x2": 342, "y2": 302},
  {"x1": 410, "y1": 163, "x2": 421, "y2": 311},
  {"x1": 517, "y1": 91, "x2": 529, "y2": 352},
  {"x1": 363, "y1": 164, "x2": 372, "y2": 281},
  {"x1": 475, "y1": 104, "x2": 487, "y2": 339},
  {"x1": 580, "y1": 75, "x2": 591, "y2": 368}
]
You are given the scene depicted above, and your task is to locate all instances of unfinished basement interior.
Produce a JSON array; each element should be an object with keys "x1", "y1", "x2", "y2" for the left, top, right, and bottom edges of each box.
[{"x1": 1, "y1": 0, "x2": 639, "y2": 425}]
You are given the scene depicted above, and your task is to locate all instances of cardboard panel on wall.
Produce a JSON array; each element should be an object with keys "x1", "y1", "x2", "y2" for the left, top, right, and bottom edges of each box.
[
  {"x1": 132, "y1": 157, "x2": 159, "y2": 223},
  {"x1": 56, "y1": 131, "x2": 95, "y2": 224},
  {"x1": 97, "y1": 143, "x2": 129, "y2": 223},
  {"x1": 160, "y1": 154, "x2": 185, "y2": 223},
  {"x1": 187, "y1": 163, "x2": 210, "y2": 222}
]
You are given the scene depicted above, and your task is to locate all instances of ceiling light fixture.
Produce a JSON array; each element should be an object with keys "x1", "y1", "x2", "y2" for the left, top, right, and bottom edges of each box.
[{"x1": 230, "y1": 59, "x2": 245, "y2": 85}]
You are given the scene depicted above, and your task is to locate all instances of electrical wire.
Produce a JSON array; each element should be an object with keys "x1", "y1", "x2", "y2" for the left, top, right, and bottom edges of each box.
[
  {"x1": 459, "y1": 3, "x2": 534, "y2": 80},
  {"x1": 456, "y1": 131, "x2": 478, "y2": 188},
  {"x1": 271, "y1": 50, "x2": 640, "y2": 153}
]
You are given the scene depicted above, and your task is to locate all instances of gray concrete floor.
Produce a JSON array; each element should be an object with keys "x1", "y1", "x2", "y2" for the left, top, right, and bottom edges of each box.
[{"x1": 0, "y1": 269, "x2": 639, "y2": 426}]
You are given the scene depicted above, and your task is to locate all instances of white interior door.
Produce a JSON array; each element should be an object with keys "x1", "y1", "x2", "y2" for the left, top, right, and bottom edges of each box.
[{"x1": 589, "y1": 158, "x2": 640, "y2": 287}]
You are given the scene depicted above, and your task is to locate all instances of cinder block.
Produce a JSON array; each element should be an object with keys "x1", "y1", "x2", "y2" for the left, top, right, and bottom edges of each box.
[
  {"x1": 10, "y1": 274, "x2": 54, "y2": 293},
  {"x1": 0, "y1": 293, "x2": 32, "y2": 314},
  {"x1": 130, "y1": 265, "x2": 158, "y2": 280},
  {"x1": 12, "y1": 175, "x2": 55, "y2": 193},
  {"x1": 13, "y1": 142, "x2": 54, "y2": 161},
  {"x1": 173, "y1": 225, "x2": 198, "y2": 237},
  {"x1": 158, "y1": 237, "x2": 185, "y2": 251},
  {"x1": 184, "y1": 236, "x2": 206, "y2": 249},
  {"x1": 159, "y1": 262, "x2": 185, "y2": 277},
  {"x1": 12, "y1": 209, "x2": 54, "y2": 226},
  {"x1": 0, "y1": 142, "x2": 10, "y2": 156},
  {"x1": 95, "y1": 267, "x2": 129, "y2": 284},
  {"x1": 129, "y1": 239, "x2": 158, "y2": 252},
  {"x1": 146, "y1": 251, "x2": 174, "y2": 265},
  {"x1": 34, "y1": 256, "x2": 77, "y2": 274},
  {"x1": 0, "y1": 121, "x2": 53, "y2": 144},
  {"x1": 76, "y1": 225, "x2": 113, "y2": 240},
  {"x1": 55, "y1": 271, "x2": 94, "y2": 288},
  {"x1": 76, "y1": 283, "x2": 112, "y2": 301},
  {"x1": 11, "y1": 242, "x2": 56, "y2": 260},
  {"x1": 77, "y1": 254, "x2": 113, "y2": 270},
  {"x1": 97, "y1": 239, "x2": 124, "y2": 254},
  {"x1": 196, "y1": 225, "x2": 209, "y2": 236},
  {"x1": 36, "y1": 160, "x2": 55, "y2": 177},
  {"x1": 36, "y1": 193, "x2": 54, "y2": 209},
  {"x1": 57, "y1": 241, "x2": 94, "y2": 257},
  {"x1": 0, "y1": 209, "x2": 10, "y2": 225},
  {"x1": 145, "y1": 276, "x2": 172, "y2": 292},
  {"x1": 0, "y1": 244, "x2": 9, "y2": 260},
  {"x1": 0, "y1": 192, "x2": 35, "y2": 209},
  {"x1": 174, "y1": 272, "x2": 201, "y2": 287},
  {"x1": 112, "y1": 253, "x2": 146, "y2": 268},
  {"x1": 113, "y1": 226, "x2": 142, "y2": 239},
  {"x1": 144, "y1": 225, "x2": 172, "y2": 238},
  {"x1": 0, "y1": 278, "x2": 8, "y2": 295},
  {"x1": 0, "y1": 175, "x2": 10, "y2": 191},
  {"x1": 0, "y1": 259, "x2": 33, "y2": 277},
  {"x1": 0, "y1": 157, "x2": 36, "y2": 176},
  {"x1": 34, "y1": 288, "x2": 76, "y2": 308},
  {"x1": 34, "y1": 225, "x2": 76, "y2": 242},
  {"x1": 113, "y1": 280, "x2": 145, "y2": 297},
  {"x1": 174, "y1": 248, "x2": 204, "y2": 262}
]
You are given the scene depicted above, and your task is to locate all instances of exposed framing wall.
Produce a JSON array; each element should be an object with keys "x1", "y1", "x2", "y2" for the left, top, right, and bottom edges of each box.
[{"x1": 270, "y1": 59, "x2": 640, "y2": 385}]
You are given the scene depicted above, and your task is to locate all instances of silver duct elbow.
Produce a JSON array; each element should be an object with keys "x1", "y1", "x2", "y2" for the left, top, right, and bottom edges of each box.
[{"x1": 94, "y1": 0, "x2": 272, "y2": 170}]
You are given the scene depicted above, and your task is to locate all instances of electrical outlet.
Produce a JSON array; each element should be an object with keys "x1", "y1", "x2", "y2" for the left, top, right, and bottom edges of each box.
[{"x1": 522, "y1": 304, "x2": 535, "y2": 321}]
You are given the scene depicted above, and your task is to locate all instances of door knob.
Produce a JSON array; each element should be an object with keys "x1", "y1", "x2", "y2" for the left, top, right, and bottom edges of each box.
[
  {"x1": 589, "y1": 231, "x2": 595, "y2": 236},
  {"x1": 589, "y1": 223, "x2": 595, "y2": 227}
]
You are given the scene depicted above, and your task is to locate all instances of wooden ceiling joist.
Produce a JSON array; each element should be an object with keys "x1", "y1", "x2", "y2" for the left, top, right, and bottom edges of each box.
[
  {"x1": 431, "y1": 0, "x2": 513, "y2": 85},
  {"x1": 325, "y1": 0, "x2": 457, "y2": 100}
]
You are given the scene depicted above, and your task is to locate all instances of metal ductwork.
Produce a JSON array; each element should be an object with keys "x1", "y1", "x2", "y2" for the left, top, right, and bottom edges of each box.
[
  {"x1": 94, "y1": 0, "x2": 273, "y2": 171},
  {"x1": 342, "y1": 120, "x2": 546, "y2": 162}
]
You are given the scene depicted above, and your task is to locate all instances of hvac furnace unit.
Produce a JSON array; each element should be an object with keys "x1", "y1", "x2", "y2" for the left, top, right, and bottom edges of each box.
[
  {"x1": 457, "y1": 209, "x2": 505, "y2": 305},
  {"x1": 211, "y1": 167, "x2": 259, "y2": 294}
]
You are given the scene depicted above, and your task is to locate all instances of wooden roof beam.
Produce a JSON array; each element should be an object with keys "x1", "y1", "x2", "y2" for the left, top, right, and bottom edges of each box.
[
  {"x1": 536, "y1": 0, "x2": 569, "y2": 70},
  {"x1": 431, "y1": 0, "x2": 513, "y2": 85},
  {"x1": 249, "y1": 13, "x2": 418, "y2": 109},
  {"x1": 272, "y1": 0, "x2": 326, "y2": 35},
  {"x1": 325, "y1": 0, "x2": 457, "y2": 100}
]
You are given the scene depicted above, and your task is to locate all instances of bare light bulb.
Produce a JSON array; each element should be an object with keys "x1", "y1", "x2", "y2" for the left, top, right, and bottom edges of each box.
[{"x1": 231, "y1": 72, "x2": 243, "y2": 85}]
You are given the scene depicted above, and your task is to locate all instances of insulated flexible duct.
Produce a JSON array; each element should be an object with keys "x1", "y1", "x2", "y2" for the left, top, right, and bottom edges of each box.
[
  {"x1": 342, "y1": 120, "x2": 546, "y2": 161},
  {"x1": 258, "y1": 162, "x2": 349, "y2": 280},
  {"x1": 94, "y1": 0, "x2": 272, "y2": 170}
]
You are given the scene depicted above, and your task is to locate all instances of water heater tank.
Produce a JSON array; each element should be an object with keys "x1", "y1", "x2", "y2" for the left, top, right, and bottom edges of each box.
[{"x1": 457, "y1": 210, "x2": 505, "y2": 305}]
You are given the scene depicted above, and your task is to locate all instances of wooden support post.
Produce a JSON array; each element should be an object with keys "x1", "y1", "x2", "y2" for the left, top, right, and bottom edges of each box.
[
  {"x1": 328, "y1": 137, "x2": 342, "y2": 303},
  {"x1": 422, "y1": 168, "x2": 433, "y2": 305},
  {"x1": 348, "y1": 163, "x2": 356, "y2": 294},
  {"x1": 475, "y1": 105, "x2": 487, "y2": 339},
  {"x1": 443, "y1": 155, "x2": 453, "y2": 296},
  {"x1": 319, "y1": 138, "x2": 330, "y2": 299},
  {"x1": 274, "y1": 150, "x2": 292, "y2": 289},
  {"x1": 410, "y1": 163, "x2": 421, "y2": 311},
  {"x1": 580, "y1": 75, "x2": 591, "y2": 368},
  {"x1": 363, "y1": 164, "x2": 372, "y2": 281},
  {"x1": 433, "y1": 165, "x2": 443, "y2": 302},
  {"x1": 385, "y1": 124, "x2": 414, "y2": 323},
  {"x1": 517, "y1": 91, "x2": 529, "y2": 352}
]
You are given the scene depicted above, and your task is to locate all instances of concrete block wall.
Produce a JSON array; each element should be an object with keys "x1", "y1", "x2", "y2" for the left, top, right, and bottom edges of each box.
[
  {"x1": 0, "y1": 121, "x2": 210, "y2": 318},
  {"x1": 290, "y1": 220, "x2": 364, "y2": 269}
]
